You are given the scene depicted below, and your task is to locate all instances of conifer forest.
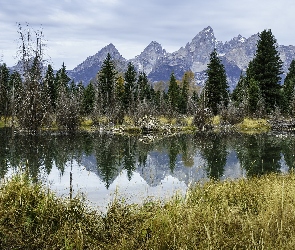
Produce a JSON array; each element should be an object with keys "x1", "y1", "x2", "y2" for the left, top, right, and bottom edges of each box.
[{"x1": 0, "y1": 26, "x2": 294, "y2": 133}]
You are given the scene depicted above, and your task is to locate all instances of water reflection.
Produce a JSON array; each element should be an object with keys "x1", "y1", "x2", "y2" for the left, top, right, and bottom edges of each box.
[{"x1": 0, "y1": 128, "x2": 294, "y2": 208}]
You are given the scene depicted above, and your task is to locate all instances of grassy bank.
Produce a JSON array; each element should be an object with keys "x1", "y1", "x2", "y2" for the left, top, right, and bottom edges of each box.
[
  {"x1": 1, "y1": 115, "x2": 274, "y2": 135},
  {"x1": 1, "y1": 173, "x2": 295, "y2": 249}
]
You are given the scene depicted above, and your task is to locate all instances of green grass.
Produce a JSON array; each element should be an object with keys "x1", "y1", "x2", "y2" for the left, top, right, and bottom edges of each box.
[{"x1": 2, "y1": 172, "x2": 295, "y2": 249}]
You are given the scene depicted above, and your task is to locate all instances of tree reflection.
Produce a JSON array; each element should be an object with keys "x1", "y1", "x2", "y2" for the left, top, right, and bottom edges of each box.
[
  {"x1": 235, "y1": 134, "x2": 281, "y2": 176},
  {"x1": 1, "y1": 128, "x2": 295, "y2": 187},
  {"x1": 199, "y1": 133, "x2": 227, "y2": 180}
]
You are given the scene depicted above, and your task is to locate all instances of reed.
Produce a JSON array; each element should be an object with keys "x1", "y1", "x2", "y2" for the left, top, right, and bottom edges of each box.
[{"x1": 2, "y1": 172, "x2": 295, "y2": 249}]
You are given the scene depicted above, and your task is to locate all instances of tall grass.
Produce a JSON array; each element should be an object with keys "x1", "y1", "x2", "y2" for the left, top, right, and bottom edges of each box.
[{"x1": 1, "y1": 173, "x2": 295, "y2": 249}]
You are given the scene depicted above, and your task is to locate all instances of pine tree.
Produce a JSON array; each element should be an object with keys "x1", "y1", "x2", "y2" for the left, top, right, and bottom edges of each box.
[
  {"x1": 251, "y1": 29, "x2": 283, "y2": 112},
  {"x1": 0, "y1": 63, "x2": 10, "y2": 118},
  {"x1": 248, "y1": 78, "x2": 261, "y2": 115},
  {"x1": 44, "y1": 64, "x2": 56, "y2": 111},
  {"x1": 205, "y1": 49, "x2": 229, "y2": 115},
  {"x1": 232, "y1": 73, "x2": 247, "y2": 106},
  {"x1": 82, "y1": 83, "x2": 95, "y2": 115},
  {"x1": 124, "y1": 62, "x2": 137, "y2": 111},
  {"x1": 167, "y1": 72, "x2": 180, "y2": 113},
  {"x1": 115, "y1": 75, "x2": 125, "y2": 105},
  {"x1": 137, "y1": 71, "x2": 150, "y2": 102},
  {"x1": 55, "y1": 63, "x2": 71, "y2": 92},
  {"x1": 97, "y1": 53, "x2": 117, "y2": 114},
  {"x1": 179, "y1": 73, "x2": 189, "y2": 114},
  {"x1": 282, "y1": 60, "x2": 295, "y2": 114}
]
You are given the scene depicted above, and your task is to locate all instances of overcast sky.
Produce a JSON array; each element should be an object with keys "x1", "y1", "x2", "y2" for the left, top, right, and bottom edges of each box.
[{"x1": 1, "y1": 0, "x2": 294, "y2": 70}]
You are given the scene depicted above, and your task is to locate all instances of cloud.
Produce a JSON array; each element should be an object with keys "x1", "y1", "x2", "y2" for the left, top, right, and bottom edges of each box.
[{"x1": 1, "y1": 0, "x2": 295, "y2": 69}]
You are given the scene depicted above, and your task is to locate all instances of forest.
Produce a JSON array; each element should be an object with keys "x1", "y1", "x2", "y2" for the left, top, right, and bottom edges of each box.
[{"x1": 0, "y1": 27, "x2": 294, "y2": 133}]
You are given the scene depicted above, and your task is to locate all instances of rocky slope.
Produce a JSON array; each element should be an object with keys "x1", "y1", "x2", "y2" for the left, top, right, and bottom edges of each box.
[{"x1": 68, "y1": 26, "x2": 295, "y2": 91}]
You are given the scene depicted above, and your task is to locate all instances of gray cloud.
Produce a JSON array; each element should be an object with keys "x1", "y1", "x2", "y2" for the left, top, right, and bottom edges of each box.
[{"x1": 1, "y1": 0, "x2": 294, "y2": 69}]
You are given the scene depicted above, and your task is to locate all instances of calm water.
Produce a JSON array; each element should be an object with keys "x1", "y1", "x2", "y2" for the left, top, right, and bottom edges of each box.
[{"x1": 0, "y1": 128, "x2": 294, "y2": 211}]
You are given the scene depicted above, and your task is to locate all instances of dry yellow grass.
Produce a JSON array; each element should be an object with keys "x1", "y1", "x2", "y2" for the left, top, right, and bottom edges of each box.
[
  {"x1": 236, "y1": 118, "x2": 271, "y2": 133},
  {"x1": 2, "y1": 172, "x2": 295, "y2": 249}
]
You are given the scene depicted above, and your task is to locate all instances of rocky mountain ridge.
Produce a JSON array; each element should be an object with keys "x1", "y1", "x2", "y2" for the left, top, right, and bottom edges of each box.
[{"x1": 68, "y1": 26, "x2": 295, "y2": 91}]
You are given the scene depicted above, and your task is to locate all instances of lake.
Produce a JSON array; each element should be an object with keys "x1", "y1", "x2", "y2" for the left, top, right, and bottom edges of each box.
[{"x1": 0, "y1": 128, "x2": 294, "y2": 211}]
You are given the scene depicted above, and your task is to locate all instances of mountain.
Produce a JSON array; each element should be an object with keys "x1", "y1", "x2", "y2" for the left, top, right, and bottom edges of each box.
[
  {"x1": 68, "y1": 26, "x2": 295, "y2": 91},
  {"x1": 68, "y1": 43, "x2": 127, "y2": 84}
]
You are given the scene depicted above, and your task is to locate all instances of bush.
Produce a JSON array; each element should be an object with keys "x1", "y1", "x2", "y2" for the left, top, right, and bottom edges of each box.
[{"x1": 193, "y1": 108, "x2": 213, "y2": 130}]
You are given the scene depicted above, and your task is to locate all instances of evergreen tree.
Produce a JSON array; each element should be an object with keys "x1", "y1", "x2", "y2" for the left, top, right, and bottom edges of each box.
[
  {"x1": 56, "y1": 84, "x2": 80, "y2": 131},
  {"x1": 137, "y1": 71, "x2": 150, "y2": 102},
  {"x1": 55, "y1": 62, "x2": 71, "y2": 92},
  {"x1": 250, "y1": 29, "x2": 283, "y2": 112},
  {"x1": 200, "y1": 134, "x2": 227, "y2": 180},
  {"x1": 115, "y1": 75, "x2": 125, "y2": 105},
  {"x1": 179, "y1": 73, "x2": 189, "y2": 114},
  {"x1": 167, "y1": 72, "x2": 180, "y2": 113},
  {"x1": 248, "y1": 78, "x2": 261, "y2": 115},
  {"x1": 97, "y1": 53, "x2": 117, "y2": 114},
  {"x1": 124, "y1": 62, "x2": 137, "y2": 111},
  {"x1": 44, "y1": 64, "x2": 56, "y2": 111},
  {"x1": 205, "y1": 49, "x2": 229, "y2": 115},
  {"x1": 282, "y1": 60, "x2": 295, "y2": 114},
  {"x1": 232, "y1": 73, "x2": 248, "y2": 106},
  {"x1": 82, "y1": 83, "x2": 95, "y2": 115},
  {"x1": 0, "y1": 63, "x2": 10, "y2": 118}
]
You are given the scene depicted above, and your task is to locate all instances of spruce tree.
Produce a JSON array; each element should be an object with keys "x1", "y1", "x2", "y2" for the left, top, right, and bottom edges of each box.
[
  {"x1": 55, "y1": 63, "x2": 71, "y2": 92},
  {"x1": 167, "y1": 72, "x2": 180, "y2": 113},
  {"x1": 282, "y1": 60, "x2": 295, "y2": 114},
  {"x1": 248, "y1": 78, "x2": 261, "y2": 115},
  {"x1": 232, "y1": 74, "x2": 248, "y2": 106},
  {"x1": 97, "y1": 53, "x2": 117, "y2": 114},
  {"x1": 115, "y1": 75, "x2": 125, "y2": 106},
  {"x1": 0, "y1": 63, "x2": 10, "y2": 118},
  {"x1": 251, "y1": 29, "x2": 283, "y2": 112},
  {"x1": 44, "y1": 64, "x2": 56, "y2": 111},
  {"x1": 205, "y1": 49, "x2": 229, "y2": 115},
  {"x1": 178, "y1": 72, "x2": 189, "y2": 114},
  {"x1": 124, "y1": 62, "x2": 137, "y2": 111},
  {"x1": 82, "y1": 82, "x2": 95, "y2": 115},
  {"x1": 137, "y1": 71, "x2": 150, "y2": 102}
]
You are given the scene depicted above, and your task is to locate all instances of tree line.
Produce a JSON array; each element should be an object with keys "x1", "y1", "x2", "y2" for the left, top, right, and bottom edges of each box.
[{"x1": 0, "y1": 27, "x2": 294, "y2": 132}]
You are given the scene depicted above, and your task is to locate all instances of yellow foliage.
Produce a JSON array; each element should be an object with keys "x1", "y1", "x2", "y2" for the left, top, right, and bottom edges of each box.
[
  {"x1": 212, "y1": 115, "x2": 220, "y2": 126},
  {"x1": 236, "y1": 118, "x2": 271, "y2": 133}
]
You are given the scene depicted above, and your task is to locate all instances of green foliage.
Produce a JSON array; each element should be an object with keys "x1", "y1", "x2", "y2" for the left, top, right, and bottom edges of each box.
[
  {"x1": 97, "y1": 53, "x2": 117, "y2": 114},
  {"x1": 248, "y1": 78, "x2": 261, "y2": 115},
  {"x1": 167, "y1": 72, "x2": 180, "y2": 113},
  {"x1": 178, "y1": 73, "x2": 189, "y2": 114},
  {"x1": 232, "y1": 73, "x2": 248, "y2": 106},
  {"x1": 137, "y1": 71, "x2": 151, "y2": 102},
  {"x1": 250, "y1": 29, "x2": 283, "y2": 112},
  {"x1": 124, "y1": 62, "x2": 137, "y2": 111},
  {"x1": 0, "y1": 63, "x2": 10, "y2": 117},
  {"x1": 204, "y1": 49, "x2": 229, "y2": 115},
  {"x1": 282, "y1": 60, "x2": 295, "y2": 114},
  {"x1": 55, "y1": 62, "x2": 71, "y2": 92},
  {"x1": 44, "y1": 64, "x2": 56, "y2": 112},
  {"x1": 82, "y1": 82, "x2": 95, "y2": 115},
  {"x1": 200, "y1": 133, "x2": 227, "y2": 179},
  {"x1": 56, "y1": 85, "x2": 81, "y2": 132}
]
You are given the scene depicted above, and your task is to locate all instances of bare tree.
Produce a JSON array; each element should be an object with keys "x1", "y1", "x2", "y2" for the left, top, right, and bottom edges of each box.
[{"x1": 15, "y1": 23, "x2": 50, "y2": 132}]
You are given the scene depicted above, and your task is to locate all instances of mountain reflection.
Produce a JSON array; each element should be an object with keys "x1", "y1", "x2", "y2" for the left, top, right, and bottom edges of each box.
[{"x1": 0, "y1": 128, "x2": 294, "y2": 188}]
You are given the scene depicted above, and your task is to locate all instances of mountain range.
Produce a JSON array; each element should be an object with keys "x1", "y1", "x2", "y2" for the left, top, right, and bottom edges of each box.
[{"x1": 68, "y1": 26, "x2": 295, "y2": 91}]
